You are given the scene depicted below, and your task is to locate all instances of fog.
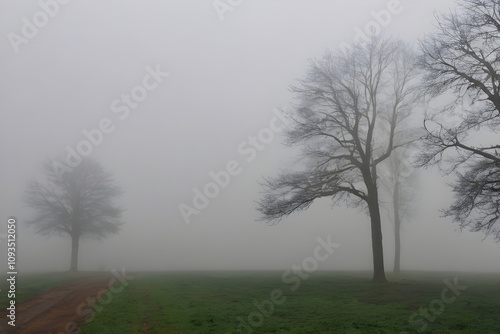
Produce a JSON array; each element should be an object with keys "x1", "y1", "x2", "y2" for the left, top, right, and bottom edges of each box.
[{"x1": 1, "y1": 0, "x2": 498, "y2": 274}]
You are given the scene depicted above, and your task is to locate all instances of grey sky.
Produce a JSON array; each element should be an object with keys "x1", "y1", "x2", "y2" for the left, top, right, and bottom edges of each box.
[{"x1": 1, "y1": 0, "x2": 498, "y2": 273}]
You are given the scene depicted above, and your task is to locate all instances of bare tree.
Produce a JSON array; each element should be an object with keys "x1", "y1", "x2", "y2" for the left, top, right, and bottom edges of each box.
[
  {"x1": 379, "y1": 146, "x2": 419, "y2": 274},
  {"x1": 418, "y1": 0, "x2": 500, "y2": 241},
  {"x1": 24, "y1": 158, "x2": 124, "y2": 271},
  {"x1": 258, "y1": 37, "x2": 421, "y2": 283}
]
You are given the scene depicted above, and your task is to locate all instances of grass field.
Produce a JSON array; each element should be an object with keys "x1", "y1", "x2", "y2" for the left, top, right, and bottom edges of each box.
[
  {"x1": 4, "y1": 271, "x2": 500, "y2": 333},
  {"x1": 80, "y1": 271, "x2": 500, "y2": 333}
]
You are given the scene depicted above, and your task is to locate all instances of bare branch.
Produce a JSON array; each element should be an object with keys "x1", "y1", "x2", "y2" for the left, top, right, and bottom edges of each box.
[{"x1": 419, "y1": 0, "x2": 500, "y2": 241}]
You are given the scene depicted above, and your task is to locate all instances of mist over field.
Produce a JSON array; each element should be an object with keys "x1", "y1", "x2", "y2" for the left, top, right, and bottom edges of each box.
[{"x1": 1, "y1": 0, "x2": 499, "y2": 277}]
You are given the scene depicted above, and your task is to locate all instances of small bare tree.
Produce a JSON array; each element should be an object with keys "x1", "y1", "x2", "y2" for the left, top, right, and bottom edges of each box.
[
  {"x1": 379, "y1": 145, "x2": 419, "y2": 274},
  {"x1": 418, "y1": 0, "x2": 500, "y2": 241},
  {"x1": 258, "y1": 37, "x2": 421, "y2": 283},
  {"x1": 24, "y1": 158, "x2": 124, "y2": 271}
]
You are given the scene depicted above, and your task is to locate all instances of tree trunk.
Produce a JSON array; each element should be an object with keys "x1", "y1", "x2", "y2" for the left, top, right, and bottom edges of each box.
[
  {"x1": 369, "y1": 205, "x2": 387, "y2": 282},
  {"x1": 70, "y1": 233, "x2": 79, "y2": 272},
  {"x1": 367, "y1": 183, "x2": 387, "y2": 283},
  {"x1": 393, "y1": 179, "x2": 401, "y2": 274}
]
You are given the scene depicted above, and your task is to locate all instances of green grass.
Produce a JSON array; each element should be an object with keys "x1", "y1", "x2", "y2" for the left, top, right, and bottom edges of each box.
[{"x1": 73, "y1": 271, "x2": 500, "y2": 334}]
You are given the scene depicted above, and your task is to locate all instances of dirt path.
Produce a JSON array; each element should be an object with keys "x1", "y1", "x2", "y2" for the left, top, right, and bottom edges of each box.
[{"x1": 0, "y1": 275, "x2": 111, "y2": 334}]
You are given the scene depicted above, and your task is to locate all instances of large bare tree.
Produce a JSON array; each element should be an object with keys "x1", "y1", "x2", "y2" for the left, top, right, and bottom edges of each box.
[
  {"x1": 24, "y1": 158, "x2": 124, "y2": 271},
  {"x1": 258, "y1": 37, "x2": 421, "y2": 283},
  {"x1": 418, "y1": 0, "x2": 500, "y2": 241}
]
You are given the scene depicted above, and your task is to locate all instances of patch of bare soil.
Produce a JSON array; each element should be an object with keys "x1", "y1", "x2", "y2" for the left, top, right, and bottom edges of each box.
[{"x1": 0, "y1": 275, "x2": 111, "y2": 334}]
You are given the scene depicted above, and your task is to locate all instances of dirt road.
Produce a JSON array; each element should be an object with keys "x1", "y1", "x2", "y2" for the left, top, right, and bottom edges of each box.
[{"x1": 0, "y1": 275, "x2": 111, "y2": 334}]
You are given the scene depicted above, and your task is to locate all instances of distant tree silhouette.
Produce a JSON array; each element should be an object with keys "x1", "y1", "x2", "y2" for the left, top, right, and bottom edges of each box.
[
  {"x1": 379, "y1": 146, "x2": 419, "y2": 273},
  {"x1": 24, "y1": 158, "x2": 124, "y2": 271}
]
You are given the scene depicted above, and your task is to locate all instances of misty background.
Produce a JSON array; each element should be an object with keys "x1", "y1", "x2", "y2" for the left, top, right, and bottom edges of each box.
[{"x1": 1, "y1": 0, "x2": 498, "y2": 273}]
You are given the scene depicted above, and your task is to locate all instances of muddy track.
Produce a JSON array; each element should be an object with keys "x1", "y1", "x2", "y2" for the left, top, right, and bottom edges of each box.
[{"x1": 0, "y1": 275, "x2": 111, "y2": 334}]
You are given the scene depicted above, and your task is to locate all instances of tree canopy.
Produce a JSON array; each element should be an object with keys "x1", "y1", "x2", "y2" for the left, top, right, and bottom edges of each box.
[
  {"x1": 24, "y1": 158, "x2": 124, "y2": 271},
  {"x1": 419, "y1": 0, "x2": 500, "y2": 241}
]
